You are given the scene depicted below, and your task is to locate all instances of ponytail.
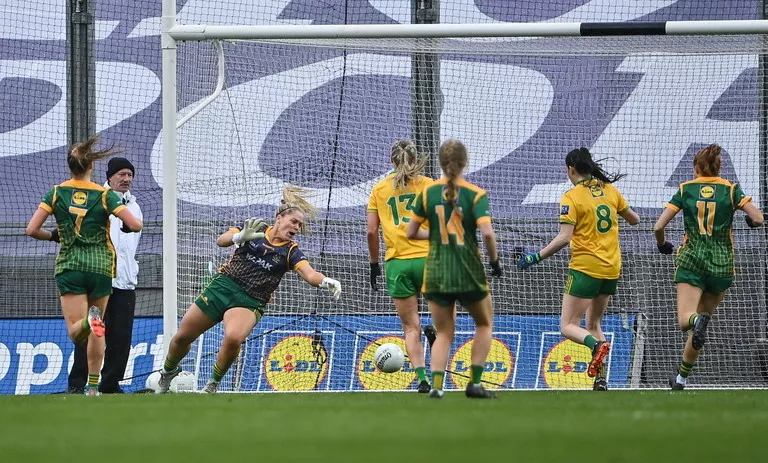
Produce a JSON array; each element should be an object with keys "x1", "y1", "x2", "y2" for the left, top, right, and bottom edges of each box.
[
  {"x1": 276, "y1": 186, "x2": 317, "y2": 234},
  {"x1": 565, "y1": 147, "x2": 626, "y2": 184},
  {"x1": 693, "y1": 144, "x2": 722, "y2": 177},
  {"x1": 390, "y1": 140, "x2": 425, "y2": 190},
  {"x1": 67, "y1": 135, "x2": 119, "y2": 177},
  {"x1": 438, "y1": 139, "x2": 469, "y2": 213}
]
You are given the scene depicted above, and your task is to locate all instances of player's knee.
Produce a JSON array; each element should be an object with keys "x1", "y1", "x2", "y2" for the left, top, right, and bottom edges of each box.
[{"x1": 222, "y1": 332, "x2": 246, "y2": 348}]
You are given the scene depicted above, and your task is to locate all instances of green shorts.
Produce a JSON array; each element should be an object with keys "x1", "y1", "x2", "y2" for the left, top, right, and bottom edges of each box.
[
  {"x1": 55, "y1": 270, "x2": 113, "y2": 299},
  {"x1": 674, "y1": 267, "x2": 732, "y2": 294},
  {"x1": 564, "y1": 269, "x2": 618, "y2": 299},
  {"x1": 423, "y1": 290, "x2": 488, "y2": 308},
  {"x1": 195, "y1": 274, "x2": 266, "y2": 323},
  {"x1": 385, "y1": 257, "x2": 425, "y2": 298}
]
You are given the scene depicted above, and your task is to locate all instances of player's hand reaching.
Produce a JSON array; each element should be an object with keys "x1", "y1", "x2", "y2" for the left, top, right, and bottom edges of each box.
[
  {"x1": 657, "y1": 241, "x2": 675, "y2": 254},
  {"x1": 369, "y1": 262, "x2": 381, "y2": 291},
  {"x1": 517, "y1": 252, "x2": 541, "y2": 270},
  {"x1": 489, "y1": 259, "x2": 502, "y2": 277},
  {"x1": 320, "y1": 277, "x2": 342, "y2": 300},
  {"x1": 233, "y1": 218, "x2": 267, "y2": 245}
]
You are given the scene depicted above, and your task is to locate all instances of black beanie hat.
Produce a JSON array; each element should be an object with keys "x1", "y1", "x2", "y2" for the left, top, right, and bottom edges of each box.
[{"x1": 106, "y1": 157, "x2": 135, "y2": 179}]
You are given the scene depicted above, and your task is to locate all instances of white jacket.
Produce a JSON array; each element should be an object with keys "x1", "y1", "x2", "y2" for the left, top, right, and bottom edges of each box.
[{"x1": 105, "y1": 182, "x2": 143, "y2": 290}]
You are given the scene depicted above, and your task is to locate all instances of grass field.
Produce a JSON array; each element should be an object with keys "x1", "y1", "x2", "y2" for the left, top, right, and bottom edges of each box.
[{"x1": 1, "y1": 391, "x2": 765, "y2": 462}]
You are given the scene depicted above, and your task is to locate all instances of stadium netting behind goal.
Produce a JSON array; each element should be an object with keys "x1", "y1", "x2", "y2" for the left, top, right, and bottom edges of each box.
[{"x1": 166, "y1": 33, "x2": 767, "y2": 392}]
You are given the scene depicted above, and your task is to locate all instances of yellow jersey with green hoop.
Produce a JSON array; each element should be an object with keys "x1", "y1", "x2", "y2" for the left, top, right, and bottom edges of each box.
[
  {"x1": 411, "y1": 178, "x2": 490, "y2": 294},
  {"x1": 666, "y1": 176, "x2": 751, "y2": 278},
  {"x1": 559, "y1": 178, "x2": 630, "y2": 280},
  {"x1": 367, "y1": 172, "x2": 433, "y2": 261},
  {"x1": 39, "y1": 179, "x2": 125, "y2": 277}
]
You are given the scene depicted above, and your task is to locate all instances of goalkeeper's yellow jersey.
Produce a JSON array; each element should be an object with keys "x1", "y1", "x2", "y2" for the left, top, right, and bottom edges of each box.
[
  {"x1": 559, "y1": 178, "x2": 630, "y2": 280},
  {"x1": 367, "y1": 172, "x2": 433, "y2": 261}
]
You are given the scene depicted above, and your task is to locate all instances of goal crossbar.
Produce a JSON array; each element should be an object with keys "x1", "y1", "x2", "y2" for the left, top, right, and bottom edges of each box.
[{"x1": 167, "y1": 20, "x2": 768, "y2": 41}]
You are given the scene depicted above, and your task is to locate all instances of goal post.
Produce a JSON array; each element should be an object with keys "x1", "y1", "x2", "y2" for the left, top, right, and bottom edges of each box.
[{"x1": 161, "y1": 11, "x2": 768, "y2": 391}]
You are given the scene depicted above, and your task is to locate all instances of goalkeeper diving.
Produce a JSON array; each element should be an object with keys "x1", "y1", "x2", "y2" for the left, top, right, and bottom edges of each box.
[{"x1": 157, "y1": 188, "x2": 342, "y2": 393}]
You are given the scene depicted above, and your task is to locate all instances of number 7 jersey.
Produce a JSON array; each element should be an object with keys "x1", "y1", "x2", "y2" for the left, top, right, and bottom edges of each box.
[
  {"x1": 559, "y1": 179, "x2": 630, "y2": 280},
  {"x1": 666, "y1": 176, "x2": 751, "y2": 278}
]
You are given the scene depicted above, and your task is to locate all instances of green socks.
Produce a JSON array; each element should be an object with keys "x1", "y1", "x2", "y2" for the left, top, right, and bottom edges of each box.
[
  {"x1": 432, "y1": 371, "x2": 445, "y2": 391},
  {"x1": 470, "y1": 365, "x2": 484, "y2": 385},
  {"x1": 415, "y1": 367, "x2": 428, "y2": 383},
  {"x1": 584, "y1": 335, "x2": 598, "y2": 350},
  {"x1": 679, "y1": 361, "x2": 695, "y2": 378},
  {"x1": 163, "y1": 357, "x2": 180, "y2": 373},
  {"x1": 688, "y1": 314, "x2": 698, "y2": 330},
  {"x1": 212, "y1": 363, "x2": 226, "y2": 382}
]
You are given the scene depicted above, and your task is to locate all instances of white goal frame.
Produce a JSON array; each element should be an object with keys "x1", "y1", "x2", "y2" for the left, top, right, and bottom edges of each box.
[{"x1": 160, "y1": 0, "x2": 768, "y2": 359}]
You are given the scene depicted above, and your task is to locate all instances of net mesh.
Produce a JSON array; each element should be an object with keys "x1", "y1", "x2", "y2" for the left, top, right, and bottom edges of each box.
[
  {"x1": 1, "y1": 0, "x2": 766, "y2": 394},
  {"x1": 171, "y1": 35, "x2": 766, "y2": 391}
]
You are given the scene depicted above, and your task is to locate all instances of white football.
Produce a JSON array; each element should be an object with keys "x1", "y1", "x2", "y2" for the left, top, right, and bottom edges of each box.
[
  {"x1": 171, "y1": 371, "x2": 198, "y2": 392},
  {"x1": 145, "y1": 371, "x2": 161, "y2": 391},
  {"x1": 374, "y1": 343, "x2": 405, "y2": 373}
]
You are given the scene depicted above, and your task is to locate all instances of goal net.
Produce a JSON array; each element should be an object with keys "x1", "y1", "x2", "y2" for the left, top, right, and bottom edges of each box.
[{"x1": 167, "y1": 32, "x2": 768, "y2": 392}]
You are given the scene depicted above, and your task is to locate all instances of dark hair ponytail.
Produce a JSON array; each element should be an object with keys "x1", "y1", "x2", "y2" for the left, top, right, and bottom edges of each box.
[{"x1": 565, "y1": 147, "x2": 626, "y2": 184}]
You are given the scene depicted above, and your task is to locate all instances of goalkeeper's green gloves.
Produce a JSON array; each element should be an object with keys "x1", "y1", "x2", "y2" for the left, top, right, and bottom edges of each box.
[
  {"x1": 320, "y1": 277, "x2": 342, "y2": 300},
  {"x1": 233, "y1": 218, "x2": 268, "y2": 246},
  {"x1": 517, "y1": 252, "x2": 542, "y2": 270}
]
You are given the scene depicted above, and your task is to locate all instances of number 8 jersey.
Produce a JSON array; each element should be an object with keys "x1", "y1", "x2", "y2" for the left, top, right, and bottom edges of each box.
[
  {"x1": 559, "y1": 179, "x2": 630, "y2": 280},
  {"x1": 666, "y1": 176, "x2": 751, "y2": 278},
  {"x1": 411, "y1": 178, "x2": 491, "y2": 294}
]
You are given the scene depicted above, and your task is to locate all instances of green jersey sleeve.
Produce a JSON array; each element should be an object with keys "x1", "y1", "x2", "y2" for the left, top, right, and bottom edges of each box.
[
  {"x1": 412, "y1": 191, "x2": 427, "y2": 220},
  {"x1": 105, "y1": 189, "x2": 124, "y2": 214},
  {"x1": 473, "y1": 192, "x2": 490, "y2": 224},
  {"x1": 40, "y1": 187, "x2": 55, "y2": 212},
  {"x1": 732, "y1": 184, "x2": 752, "y2": 210},
  {"x1": 667, "y1": 188, "x2": 683, "y2": 211}
]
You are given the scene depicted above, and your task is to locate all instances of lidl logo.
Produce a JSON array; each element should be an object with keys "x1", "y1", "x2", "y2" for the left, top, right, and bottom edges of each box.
[
  {"x1": 449, "y1": 333, "x2": 518, "y2": 390},
  {"x1": 356, "y1": 334, "x2": 415, "y2": 390},
  {"x1": 538, "y1": 332, "x2": 613, "y2": 389},
  {"x1": 263, "y1": 334, "x2": 329, "y2": 391},
  {"x1": 589, "y1": 184, "x2": 605, "y2": 198},
  {"x1": 699, "y1": 185, "x2": 715, "y2": 199},
  {"x1": 72, "y1": 190, "x2": 87, "y2": 206}
]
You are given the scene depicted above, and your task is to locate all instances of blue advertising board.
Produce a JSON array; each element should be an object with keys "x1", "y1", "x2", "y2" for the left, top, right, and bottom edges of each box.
[{"x1": 0, "y1": 314, "x2": 636, "y2": 394}]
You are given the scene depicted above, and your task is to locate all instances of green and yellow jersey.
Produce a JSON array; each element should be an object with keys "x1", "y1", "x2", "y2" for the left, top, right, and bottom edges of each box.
[
  {"x1": 39, "y1": 179, "x2": 125, "y2": 277},
  {"x1": 367, "y1": 172, "x2": 433, "y2": 261},
  {"x1": 666, "y1": 176, "x2": 751, "y2": 278},
  {"x1": 411, "y1": 178, "x2": 490, "y2": 294},
  {"x1": 559, "y1": 179, "x2": 630, "y2": 280}
]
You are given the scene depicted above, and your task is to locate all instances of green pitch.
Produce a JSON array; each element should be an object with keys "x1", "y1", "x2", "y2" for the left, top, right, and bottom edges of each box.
[{"x1": 1, "y1": 391, "x2": 765, "y2": 462}]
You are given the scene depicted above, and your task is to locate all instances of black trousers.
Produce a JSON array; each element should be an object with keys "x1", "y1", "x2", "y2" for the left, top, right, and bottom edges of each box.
[{"x1": 68, "y1": 288, "x2": 136, "y2": 393}]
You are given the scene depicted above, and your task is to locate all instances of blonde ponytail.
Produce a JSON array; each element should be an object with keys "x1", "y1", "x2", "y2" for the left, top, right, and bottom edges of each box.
[
  {"x1": 276, "y1": 186, "x2": 317, "y2": 234},
  {"x1": 390, "y1": 140, "x2": 425, "y2": 190}
]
